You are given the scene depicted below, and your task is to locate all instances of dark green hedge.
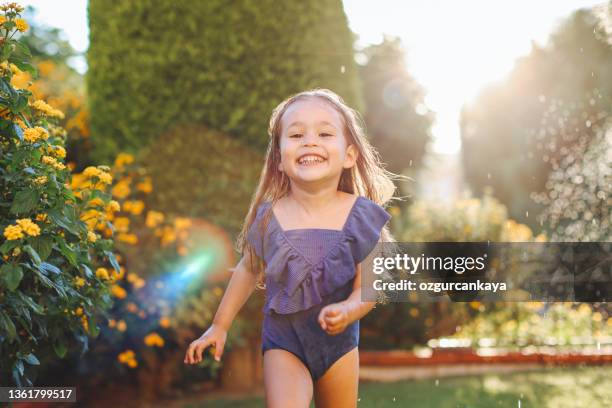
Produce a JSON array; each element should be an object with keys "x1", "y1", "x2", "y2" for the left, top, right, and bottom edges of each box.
[
  {"x1": 87, "y1": 0, "x2": 362, "y2": 165},
  {"x1": 139, "y1": 124, "x2": 264, "y2": 236}
]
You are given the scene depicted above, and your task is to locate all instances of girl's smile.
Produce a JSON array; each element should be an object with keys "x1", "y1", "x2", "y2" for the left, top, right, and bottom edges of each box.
[{"x1": 278, "y1": 98, "x2": 357, "y2": 185}]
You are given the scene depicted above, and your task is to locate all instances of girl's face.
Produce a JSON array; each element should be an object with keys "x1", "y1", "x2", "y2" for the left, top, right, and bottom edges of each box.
[{"x1": 278, "y1": 98, "x2": 358, "y2": 187}]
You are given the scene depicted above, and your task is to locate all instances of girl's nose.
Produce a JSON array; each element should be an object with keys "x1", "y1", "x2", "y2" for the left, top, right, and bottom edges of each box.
[{"x1": 302, "y1": 131, "x2": 319, "y2": 146}]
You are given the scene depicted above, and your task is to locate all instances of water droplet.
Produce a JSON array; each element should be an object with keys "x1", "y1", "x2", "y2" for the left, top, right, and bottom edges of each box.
[
  {"x1": 526, "y1": 211, "x2": 529, "y2": 218},
  {"x1": 435, "y1": 379, "x2": 439, "y2": 386},
  {"x1": 487, "y1": 173, "x2": 491, "y2": 179},
  {"x1": 340, "y1": 65, "x2": 346, "y2": 74}
]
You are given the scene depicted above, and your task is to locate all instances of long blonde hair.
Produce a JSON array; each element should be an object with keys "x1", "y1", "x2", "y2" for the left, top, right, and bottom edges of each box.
[{"x1": 236, "y1": 88, "x2": 406, "y2": 289}]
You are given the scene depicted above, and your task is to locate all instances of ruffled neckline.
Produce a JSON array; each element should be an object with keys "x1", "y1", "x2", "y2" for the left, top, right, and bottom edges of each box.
[
  {"x1": 269, "y1": 195, "x2": 363, "y2": 234},
  {"x1": 247, "y1": 195, "x2": 391, "y2": 315}
]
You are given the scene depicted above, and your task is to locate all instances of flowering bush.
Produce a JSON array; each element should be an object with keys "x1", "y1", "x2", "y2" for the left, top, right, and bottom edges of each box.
[
  {"x1": 362, "y1": 191, "x2": 548, "y2": 349},
  {"x1": 0, "y1": 3, "x2": 118, "y2": 386},
  {"x1": 46, "y1": 152, "x2": 250, "y2": 401}
]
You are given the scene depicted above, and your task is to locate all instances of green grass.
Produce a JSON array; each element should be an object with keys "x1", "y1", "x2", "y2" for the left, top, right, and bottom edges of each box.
[{"x1": 186, "y1": 366, "x2": 612, "y2": 408}]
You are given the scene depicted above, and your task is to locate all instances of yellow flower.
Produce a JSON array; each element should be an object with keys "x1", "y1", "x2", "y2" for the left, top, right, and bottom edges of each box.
[
  {"x1": 116, "y1": 319, "x2": 127, "y2": 332},
  {"x1": 159, "y1": 317, "x2": 171, "y2": 328},
  {"x1": 213, "y1": 287, "x2": 224, "y2": 297},
  {"x1": 111, "y1": 284, "x2": 127, "y2": 299},
  {"x1": 145, "y1": 210, "x2": 164, "y2": 228},
  {"x1": 23, "y1": 128, "x2": 41, "y2": 143},
  {"x1": 114, "y1": 153, "x2": 134, "y2": 167},
  {"x1": 113, "y1": 217, "x2": 130, "y2": 233},
  {"x1": 3, "y1": 224, "x2": 24, "y2": 240},
  {"x1": 74, "y1": 277, "x2": 86, "y2": 288},
  {"x1": 126, "y1": 302, "x2": 138, "y2": 313},
  {"x1": 30, "y1": 99, "x2": 64, "y2": 119},
  {"x1": 136, "y1": 178, "x2": 152, "y2": 193},
  {"x1": 111, "y1": 180, "x2": 131, "y2": 199},
  {"x1": 133, "y1": 278, "x2": 145, "y2": 290},
  {"x1": 87, "y1": 231, "x2": 98, "y2": 243},
  {"x1": 107, "y1": 200, "x2": 121, "y2": 212},
  {"x1": 14, "y1": 18, "x2": 28, "y2": 32},
  {"x1": 83, "y1": 166, "x2": 100, "y2": 178},
  {"x1": 74, "y1": 307, "x2": 84, "y2": 316},
  {"x1": 161, "y1": 227, "x2": 176, "y2": 245},
  {"x1": 81, "y1": 315, "x2": 89, "y2": 332},
  {"x1": 174, "y1": 217, "x2": 192, "y2": 229},
  {"x1": 144, "y1": 332, "x2": 165, "y2": 347},
  {"x1": 96, "y1": 267, "x2": 110, "y2": 280},
  {"x1": 51, "y1": 145, "x2": 66, "y2": 158},
  {"x1": 16, "y1": 219, "x2": 40, "y2": 236},
  {"x1": 0, "y1": 15, "x2": 6, "y2": 25},
  {"x1": 117, "y1": 233, "x2": 138, "y2": 245},
  {"x1": 118, "y1": 349, "x2": 136, "y2": 366},
  {"x1": 127, "y1": 200, "x2": 145, "y2": 216},
  {"x1": 97, "y1": 171, "x2": 112, "y2": 185}
]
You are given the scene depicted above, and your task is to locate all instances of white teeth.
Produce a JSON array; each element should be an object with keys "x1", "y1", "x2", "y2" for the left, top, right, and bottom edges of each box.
[{"x1": 298, "y1": 155, "x2": 325, "y2": 165}]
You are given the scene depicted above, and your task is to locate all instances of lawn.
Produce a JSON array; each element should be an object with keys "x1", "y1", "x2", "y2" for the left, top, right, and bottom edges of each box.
[{"x1": 185, "y1": 366, "x2": 612, "y2": 407}]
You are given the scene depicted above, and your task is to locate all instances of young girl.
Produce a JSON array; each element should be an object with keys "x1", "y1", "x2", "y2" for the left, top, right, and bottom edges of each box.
[{"x1": 184, "y1": 88, "x2": 398, "y2": 407}]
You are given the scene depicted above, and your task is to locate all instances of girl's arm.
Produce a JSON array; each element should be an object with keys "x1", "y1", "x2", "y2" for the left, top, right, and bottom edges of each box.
[
  {"x1": 339, "y1": 262, "x2": 377, "y2": 324},
  {"x1": 211, "y1": 251, "x2": 260, "y2": 331},
  {"x1": 185, "y1": 252, "x2": 259, "y2": 364}
]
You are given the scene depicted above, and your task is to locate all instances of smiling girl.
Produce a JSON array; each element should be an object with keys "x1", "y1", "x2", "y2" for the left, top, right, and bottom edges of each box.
[{"x1": 184, "y1": 88, "x2": 398, "y2": 407}]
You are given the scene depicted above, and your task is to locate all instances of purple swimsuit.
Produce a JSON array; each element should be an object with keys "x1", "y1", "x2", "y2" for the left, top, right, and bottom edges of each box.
[{"x1": 247, "y1": 195, "x2": 391, "y2": 381}]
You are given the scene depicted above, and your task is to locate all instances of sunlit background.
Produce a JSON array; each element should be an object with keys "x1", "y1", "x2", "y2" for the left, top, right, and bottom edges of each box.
[{"x1": 1, "y1": 1, "x2": 610, "y2": 406}]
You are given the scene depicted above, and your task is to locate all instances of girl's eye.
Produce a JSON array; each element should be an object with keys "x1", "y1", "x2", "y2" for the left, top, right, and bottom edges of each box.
[
  {"x1": 289, "y1": 133, "x2": 333, "y2": 138},
  {"x1": 289, "y1": 134, "x2": 302, "y2": 138}
]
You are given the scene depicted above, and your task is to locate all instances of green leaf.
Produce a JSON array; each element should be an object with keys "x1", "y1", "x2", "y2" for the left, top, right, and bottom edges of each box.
[
  {"x1": 10, "y1": 189, "x2": 39, "y2": 214},
  {"x1": 1, "y1": 263, "x2": 24, "y2": 291},
  {"x1": 56, "y1": 238, "x2": 78, "y2": 267},
  {"x1": 53, "y1": 339, "x2": 67, "y2": 358},
  {"x1": 48, "y1": 208, "x2": 79, "y2": 235},
  {"x1": 23, "y1": 244, "x2": 41, "y2": 266},
  {"x1": 17, "y1": 292, "x2": 45, "y2": 315},
  {"x1": 31, "y1": 235, "x2": 53, "y2": 260},
  {"x1": 39, "y1": 262, "x2": 61, "y2": 275},
  {"x1": 81, "y1": 263, "x2": 93, "y2": 278},
  {"x1": 23, "y1": 353, "x2": 40, "y2": 365},
  {"x1": 0, "y1": 310, "x2": 17, "y2": 340},
  {"x1": 0, "y1": 239, "x2": 19, "y2": 255},
  {"x1": 105, "y1": 250, "x2": 121, "y2": 273},
  {"x1": 89, "y1": 314, "x2": 100, "y2": 337}
]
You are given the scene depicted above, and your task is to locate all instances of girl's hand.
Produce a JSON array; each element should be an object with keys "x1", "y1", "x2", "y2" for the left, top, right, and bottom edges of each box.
[
  {"x1": 184, "y1": 324, "x2": 227, "y2": 364},
  {"x1": 318, "y1": 302, "x2": 351, "y2": 335}
]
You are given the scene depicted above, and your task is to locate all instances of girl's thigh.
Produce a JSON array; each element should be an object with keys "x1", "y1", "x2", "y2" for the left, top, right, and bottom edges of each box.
[
  {"x1": 263, "y1": 349, "x2": 313, "y2": 408},
  {"x1": 313, "y1": 346, "x2": 359, "y2": 408}
]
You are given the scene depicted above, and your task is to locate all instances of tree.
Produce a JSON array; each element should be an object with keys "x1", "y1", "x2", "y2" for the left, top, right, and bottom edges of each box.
[
  {"x1": 359, "y1": 36, "x2": 434, "y2": 178},
  {"x1": 460, "y1": 7, "x2": 611, "y2": 231},
  {"x1": 87, "y1": 0, "x2": 363, "y2": 164}
]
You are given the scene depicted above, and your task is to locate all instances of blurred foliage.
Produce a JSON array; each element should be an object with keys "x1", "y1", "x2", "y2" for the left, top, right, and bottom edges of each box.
[
  {"x1": 139, "y1": 124, "x2": 263, "y2": 237},
  {"x1": 0, "y1": 4, "x2": 116, "y2": 386},
  {"x1": 460, "y1": 7, "x2": 612, "y2": 231},
  {"x1": 17, "y1": 6, "x2": 79, "y2": 64},
  {"x1": 362, "y1": 193, "x2": 545, "y2": 349},
  {"x1": 359, "y1": 36, "x2": 434, "y2": 179},
  {"x1": 532, "y1": 117, "x2": 611, "y2": 241},
  {"x1": 86, "y1": 0, "x2": 363, "y2": 165},
  {"x1": 35, "y1": 152, "x2": 258, "y2": 400},
  {"x1": 11, "y1": 5, "x2": 90, "y2": 169},
  {"x1": 452, "y1": 302, "x2": 611, "y2": 349}
]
